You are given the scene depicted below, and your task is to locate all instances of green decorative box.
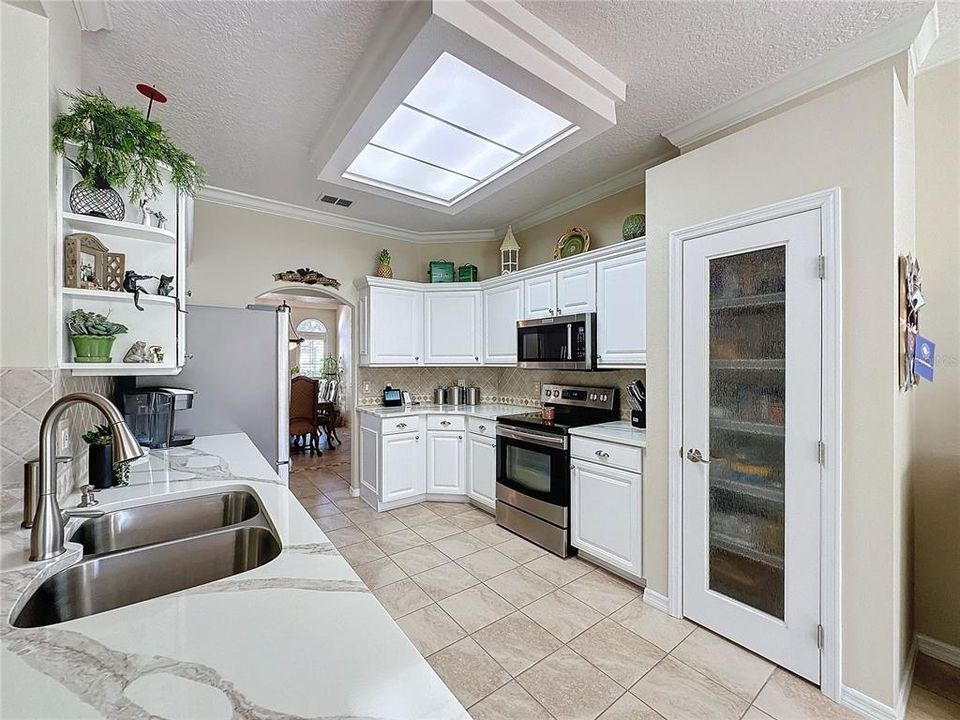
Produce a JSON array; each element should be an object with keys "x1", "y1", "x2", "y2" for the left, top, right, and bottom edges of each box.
[
  {"x1": 427, "y1": 260, "x2": 455, "y2": 283},
  {"x1": 457, "y1": 264, "x2": 478, "y2": 283}
]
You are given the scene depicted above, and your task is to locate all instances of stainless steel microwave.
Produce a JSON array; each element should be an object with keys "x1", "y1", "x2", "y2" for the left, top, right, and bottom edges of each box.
[{"x1": 516, "y1": 313, "x2": 596, "y2": 370}]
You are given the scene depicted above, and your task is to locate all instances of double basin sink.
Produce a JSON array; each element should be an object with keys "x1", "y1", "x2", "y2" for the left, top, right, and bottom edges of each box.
[{"x1": 12, "y1": 490, "x2": 281, "y2": 628}]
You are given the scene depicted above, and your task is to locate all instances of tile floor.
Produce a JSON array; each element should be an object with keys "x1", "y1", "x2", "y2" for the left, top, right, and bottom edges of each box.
[{"x1": 290, "y1": 429, "x2": 960, "y2": 720}]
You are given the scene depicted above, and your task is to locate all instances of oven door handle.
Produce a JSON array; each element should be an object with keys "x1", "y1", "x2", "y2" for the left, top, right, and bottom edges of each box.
[{"x1": 496, "y1": 425, "x2": 568, "y2": 450}]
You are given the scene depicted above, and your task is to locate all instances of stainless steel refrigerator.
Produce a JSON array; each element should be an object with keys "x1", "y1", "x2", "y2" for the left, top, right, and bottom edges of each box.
[{"x1": 155, "y1": 304, "x2": 290, "y2": 483}]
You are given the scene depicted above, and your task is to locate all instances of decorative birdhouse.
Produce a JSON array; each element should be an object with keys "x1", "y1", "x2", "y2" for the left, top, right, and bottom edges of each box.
[{"x1": 500, "y1": 225, "x2": 520, "y2": 275}]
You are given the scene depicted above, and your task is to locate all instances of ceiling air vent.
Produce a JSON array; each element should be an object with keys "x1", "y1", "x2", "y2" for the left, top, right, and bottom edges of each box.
[{"x1": 317, "y1": 194, "x2": 354, "y2": 208}]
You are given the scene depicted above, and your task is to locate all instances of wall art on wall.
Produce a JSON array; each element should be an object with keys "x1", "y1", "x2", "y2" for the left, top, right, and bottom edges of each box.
[{"x1": 899, "y1": 254, "x2": 925, "y2": 391}]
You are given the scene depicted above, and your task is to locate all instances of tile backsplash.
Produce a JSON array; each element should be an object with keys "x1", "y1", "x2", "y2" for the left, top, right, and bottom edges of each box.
[
  {"x1": 1, "y1": 368, "x2": 114, "y2": 515},
  {"x1": 357, "y1": 366, "x2": 645, "y2": 419}
]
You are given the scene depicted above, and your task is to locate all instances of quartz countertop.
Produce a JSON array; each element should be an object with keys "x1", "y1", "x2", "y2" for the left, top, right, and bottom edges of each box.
[
  {"x1": 569, "y1": 421, "x2": 648, "y2": 448},
  {"x1": 357, "y1": 402, "x2": 529, "y2": 421},
  {"x1": 1, "y1": 433, "x2": 467, "y2": 720}
]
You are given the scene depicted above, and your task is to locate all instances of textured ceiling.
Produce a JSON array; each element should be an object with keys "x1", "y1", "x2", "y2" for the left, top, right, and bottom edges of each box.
[{"x1": 82, "y1": 1, "x2": 939, "y2": 234}]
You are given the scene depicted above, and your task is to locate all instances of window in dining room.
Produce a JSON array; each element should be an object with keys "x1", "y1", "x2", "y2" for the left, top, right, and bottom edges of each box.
[{"x1": 296, "y1": 318, "x2": 327, "y2": 377}]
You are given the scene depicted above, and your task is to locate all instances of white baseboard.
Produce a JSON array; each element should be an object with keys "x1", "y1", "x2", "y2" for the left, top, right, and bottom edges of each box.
[
  {"x1": 350, "y1": 486, "x2": 360, "y2": 498},
  {"x1": 841, "y1": 686, "x2": 897, "y2": 720},
  {"x1": 917, "y1": 633, "x2": 960, "y2": 668},
  {"x1": 642, "y1": 588, "x2": 671, "y2": 614},
  {"x1": 840, "y1": 636, "x2": 917, "y2": 720}
]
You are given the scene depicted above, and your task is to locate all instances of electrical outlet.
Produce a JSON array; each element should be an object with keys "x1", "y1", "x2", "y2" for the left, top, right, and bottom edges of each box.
[
  {"x1": 59, "y1": 427, "x2": 70, "y2": 452},
  {"x1": 362, "y1": 380, "x2": 371, "y2": 394}
]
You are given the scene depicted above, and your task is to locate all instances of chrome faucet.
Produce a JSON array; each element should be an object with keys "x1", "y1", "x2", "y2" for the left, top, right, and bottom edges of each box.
[{"x1": 30, "y1": 392, "x2": 145, "y2": 561}]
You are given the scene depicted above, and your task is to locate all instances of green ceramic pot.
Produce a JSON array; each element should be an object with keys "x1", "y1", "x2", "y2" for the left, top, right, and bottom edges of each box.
[
  {"x1": 71, "y1": 335, "x2": 116, "y2": 363},
  {"x1": 622, "y1": 213, "x2": 646, "y2": 242}
]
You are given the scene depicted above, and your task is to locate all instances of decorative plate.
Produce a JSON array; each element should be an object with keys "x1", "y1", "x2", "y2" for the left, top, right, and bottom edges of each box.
[{"x1": 554, "y1": 227, "x2": 590, "y2": 259}]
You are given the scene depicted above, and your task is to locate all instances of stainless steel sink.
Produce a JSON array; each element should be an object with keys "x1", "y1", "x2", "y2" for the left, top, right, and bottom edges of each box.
[
  {"x1": 68, "y1": 491, "x2": 262, "y2": 555},
  {"x1": 12, "y1": 526, "x2": 280, "y2": 628}
]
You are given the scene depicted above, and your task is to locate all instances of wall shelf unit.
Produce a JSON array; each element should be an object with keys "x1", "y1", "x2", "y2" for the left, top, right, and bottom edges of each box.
[{"x1": 57, "y1": 146, "x2": 188, "y2": 376}]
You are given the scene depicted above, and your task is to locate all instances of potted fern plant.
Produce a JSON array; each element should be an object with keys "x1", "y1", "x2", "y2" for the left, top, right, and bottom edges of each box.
[
  {"x1": 66, "y1": 309, "x2": 128, "y2": 363},
  {"x1": 52, "y1": 89, "x2": 205, "y2": 220}
]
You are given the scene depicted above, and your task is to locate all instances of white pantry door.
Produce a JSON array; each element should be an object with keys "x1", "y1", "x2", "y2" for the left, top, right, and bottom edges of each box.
[{"x1": 682, "y1": 208, "x2": 822, "y2": 682}]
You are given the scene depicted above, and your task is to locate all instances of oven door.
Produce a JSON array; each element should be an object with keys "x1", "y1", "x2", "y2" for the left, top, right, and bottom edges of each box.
[
  {"x1": 516, "y1": 314, "x2": 594, "y2": 370},
  {"x1": 496, "y1": 425, "x2": 570, "y2": 507}
]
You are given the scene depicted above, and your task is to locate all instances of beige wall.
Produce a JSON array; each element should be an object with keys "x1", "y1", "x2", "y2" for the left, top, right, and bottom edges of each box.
[
  {"x1": 912, "y1": 60, "x2": 960, "y2": 649},
  {"x1": 514, "y1": 185, "x2": 645, "y2": 270},
  {"x1": 646, "y1": 59, "x2": 911, "y2": 706},
  {"x1": 1, "y1": 3, "x2": 53, "y2": 367}
]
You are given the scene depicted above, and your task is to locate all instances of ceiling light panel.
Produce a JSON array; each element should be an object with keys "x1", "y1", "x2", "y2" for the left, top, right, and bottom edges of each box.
[
  {"x1": 371, "y1": 105, "x2": 519, "y2": 180},
  {"x1": 344, "y1": 144, "x2": 474, "y2": 201},
  {"x1": 405, "y1": 53, "x2": 572, "y2": 154},
  {"x1": 342, "y1": 53, "x2": 576, "y2": 205}
]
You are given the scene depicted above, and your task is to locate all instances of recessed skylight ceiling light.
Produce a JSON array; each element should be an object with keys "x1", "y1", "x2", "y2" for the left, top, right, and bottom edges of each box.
[{"x1": 342, "y1": 53, "x2": 577, "y2": 206}]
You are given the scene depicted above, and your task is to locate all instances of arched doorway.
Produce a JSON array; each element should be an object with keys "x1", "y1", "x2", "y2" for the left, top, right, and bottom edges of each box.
[{"x1": 255, "y1": 285, "x2": 358, "y2": 496}]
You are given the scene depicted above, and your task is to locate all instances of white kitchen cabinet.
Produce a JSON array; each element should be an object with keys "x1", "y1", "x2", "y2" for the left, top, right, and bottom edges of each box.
[
  {"x1": 524, "y1": 266, "x2": 596, "y2": 319},
  {"x1": 571, "y1": 457, "x2": 642, "y2": 579},
  {"x1": 364, "y1": 284, "x2": 423, "y2": 366},
  {"x1": 357, "y1": 291, "x2": 370, "y2": 364},
  {"x1": 482, "y1": 281, "x2": 523, "y2": 364},
  {"x1": 424, "y1": 290, "x2": 482, "y2": 365},
  {"x1": 596, "y1": 253, "x2": 647, "y2": 366},
  {"x1": 467, "y1": 433, "x2": 496, "y2": 510},
  {"x1": 382, "y1": 431, "x2": 426, "y2": 502},
  {"x1": 557, "y1": 265, "x2": 596, "y2": 315},
  {"x1": 427, "y1": 430, "x2": 466, "y2": 494},
  {"x1": 523, "y1": 274, "x2": 557, "y2": 319}
]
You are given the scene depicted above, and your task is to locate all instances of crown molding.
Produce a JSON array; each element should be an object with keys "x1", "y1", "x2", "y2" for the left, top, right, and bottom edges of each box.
[
  {"x1": 663, "y1": 6, "x2": 937, "y2": 150},
  {"x1": 197, "y1": 186, "x2": 499, "y2": 244},
  {"x1": 506, "y1": 150, "x2": 675, "y2": 234},
  {"x1": 72, "y1": 0, "x2": 112, "y2": 31}
]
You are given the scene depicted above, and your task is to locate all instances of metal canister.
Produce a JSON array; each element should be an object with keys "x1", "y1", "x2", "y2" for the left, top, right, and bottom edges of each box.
[
  {"x1": 433, "y1": 387, "x2": 446, "y2": 406},
  {"x1": 464, "y1": 387, "x2": 481, "y2": 405},
  {"x1": 445, "y1": 386, "x2": 464, "y2": 406}
]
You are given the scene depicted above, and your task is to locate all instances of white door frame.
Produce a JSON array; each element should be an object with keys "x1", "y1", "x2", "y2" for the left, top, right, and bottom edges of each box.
[{"x1": 667, "y1": 188, "x2": 842, "y2": 701}]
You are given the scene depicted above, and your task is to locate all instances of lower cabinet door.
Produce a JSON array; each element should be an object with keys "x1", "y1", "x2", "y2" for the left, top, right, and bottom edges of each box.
[
  {"x1": 382, "y1": 431, "x2": 425, "y2": 502},
  {"x1": 427, "y1": 430, "x2": 466, "y2": 494},
  {"x1": 571, "y1": 460, "x2": 642, "y2": 577},
  {"x1": 467, "y1": 433, "x2": 496, "y2": 509}
]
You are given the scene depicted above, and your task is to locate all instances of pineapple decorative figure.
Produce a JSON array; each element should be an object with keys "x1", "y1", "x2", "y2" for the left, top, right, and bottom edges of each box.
[{"x1": 375, "y1": 248, "x2": 393, "y2": 278}]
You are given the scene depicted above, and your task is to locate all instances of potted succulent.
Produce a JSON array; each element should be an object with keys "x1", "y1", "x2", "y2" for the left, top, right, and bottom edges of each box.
[
  {"x1": 52, "y1": 89, "x2": 205, "y2": 220},
  {"x1": 65, "y1": 309, "x2": 128, "y2": 363},
  {"x1": 82, "y1": 424, "x2": 115, "y2": 489},
  {"x1": 375, "y1": 248, "x2": 393, "y2": 278}
]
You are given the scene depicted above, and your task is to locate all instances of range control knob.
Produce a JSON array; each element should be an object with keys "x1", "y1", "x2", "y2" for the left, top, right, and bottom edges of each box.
[{"x1": 589, "y1": 393, "x2": 598, "y2": 401}]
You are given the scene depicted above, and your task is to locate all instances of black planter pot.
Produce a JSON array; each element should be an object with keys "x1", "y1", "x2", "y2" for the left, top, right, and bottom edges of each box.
[{"x1": 88, "y1": 444, "x2": 115, "y2": 489}]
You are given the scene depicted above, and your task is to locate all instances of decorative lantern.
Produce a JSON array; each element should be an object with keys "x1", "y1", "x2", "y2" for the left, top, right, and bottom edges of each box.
[{"x1": 500, "y1": 225, "x2": 520, "y2": 275}]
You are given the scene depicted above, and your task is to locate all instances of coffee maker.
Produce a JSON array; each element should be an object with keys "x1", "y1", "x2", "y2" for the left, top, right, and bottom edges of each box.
[{"x1": 120, "y1": 388, "x2": 196, "y2": 448}]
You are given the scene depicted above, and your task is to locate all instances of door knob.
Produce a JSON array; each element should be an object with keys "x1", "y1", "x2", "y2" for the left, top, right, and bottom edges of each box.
[{"x1": 686, "y1": 448, "x2": 710, "y2": 464}]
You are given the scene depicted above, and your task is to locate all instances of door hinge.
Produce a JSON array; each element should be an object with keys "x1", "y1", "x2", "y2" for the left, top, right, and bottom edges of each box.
[
  {"x1": 817, "y1": 624, "x2": 825, "y2": 650},
  {"x1": 679, "y1": 446, "x2": 684, "y2": 459},
  {"x1": 817, "y1": 441, "x2": 826, "y2": 466},
  {"x1": 817, "y1": 255, "x2": 826, "y2": 279}
]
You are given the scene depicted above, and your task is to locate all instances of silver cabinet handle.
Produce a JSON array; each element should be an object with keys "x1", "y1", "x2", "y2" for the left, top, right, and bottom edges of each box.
[
  {"x1": 458, "y1": 435, "x2": 463, "y2": 440},
  {"x1": 478, "y1": 425, "x2": 486, "y2": 431},
  {"x1": 415, "y1": 356, "x2": 419, "y2": 361},
  {"x1": 686, "y1": 448, "x2": 710, "y2": 464},
  {"x1": 415, "y1": 435, "x2": 420, "y2": 441},
  {"x1": 397, "y1": 422, "x2": 407, "y2": 429},
  {"x1": 595, "y1": 450, "x2": 610, "y2": 459},
  {"x1": 475, "y1": 356, "x2": 479, "y2": 361},
  {"x1": 547, "y1": 308, "x2": 555, "y2": 315},
  {"x1": 440, "y1": 420, "x2": 451, "y2": 426},
  {"x1": 556, "y1": 307, "x2": 561, "y2": 315}
]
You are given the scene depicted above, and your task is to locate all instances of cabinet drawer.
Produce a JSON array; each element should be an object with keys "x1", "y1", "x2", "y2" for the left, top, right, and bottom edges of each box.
[
  {"x1": 467, "y1": 417, "x2": 496, "y2": 439},
  {"x1": 381, "y1": 416, "x2": 422, "y2": 435},
  {"x1": 571, "y1": 437, "x2": 642, "y2": 473},
  {"x1": 427, "y1": 415, "x2": 466, "y2": 431}
]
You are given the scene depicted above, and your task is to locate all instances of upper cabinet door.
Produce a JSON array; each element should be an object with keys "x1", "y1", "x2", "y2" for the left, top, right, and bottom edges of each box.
[
  {"x1": 368, "y1": 286, "x2": 423, "y2": 365},
  {"x1": 524, "y1": 274, "x2": 557, "y2": 319},
  {"x1": 596, "y1": 253, "x2": 647, "y2": 366},
  {"x1": 424, "y1": 290, "x2": 482, "y2": 365},
  {"x1": 483, "y1": 282, "x2": 523, "y2": 365},
  {"x1": 358, "y1": 292, "x2": 370, "y2": 364},
  {"x1": 557, "y1": 265, "x2": 596, "y2": 315}
]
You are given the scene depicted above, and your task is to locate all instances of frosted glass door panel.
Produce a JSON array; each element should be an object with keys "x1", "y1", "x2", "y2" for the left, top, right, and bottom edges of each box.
[{"x1": 708, "y1": 247, "x2": 786, "y2": 618}]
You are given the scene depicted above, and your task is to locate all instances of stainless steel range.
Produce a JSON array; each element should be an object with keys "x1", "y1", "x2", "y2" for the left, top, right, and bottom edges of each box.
[{"x1": 496, "y1": 383, "x2": 619, "y2": 557}]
